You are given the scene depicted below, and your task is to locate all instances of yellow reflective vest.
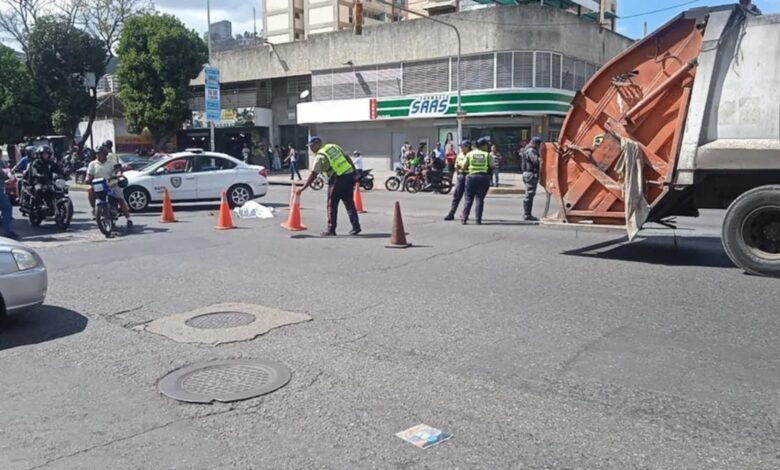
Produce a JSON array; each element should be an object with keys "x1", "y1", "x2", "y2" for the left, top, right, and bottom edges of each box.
[
  {"x1": 466, "y1": 149, "x2": 490, "y2": 174},
  {"x1": 320, "y1": 144, "x2": 353, "y2": 176}
]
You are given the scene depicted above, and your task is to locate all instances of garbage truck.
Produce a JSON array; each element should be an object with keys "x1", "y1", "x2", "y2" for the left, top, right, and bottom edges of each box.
[{"x1": 542, "y1": 4, "x2": 780, "y2": 277}]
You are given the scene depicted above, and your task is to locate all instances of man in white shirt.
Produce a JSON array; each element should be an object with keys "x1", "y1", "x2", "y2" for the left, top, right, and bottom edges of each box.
[
  {"x1": 352, "y1": 151, "x2": 364, "y2": 171},
  {"x1": 86, "y1": 145, "x2": 132, "y2": 228}
]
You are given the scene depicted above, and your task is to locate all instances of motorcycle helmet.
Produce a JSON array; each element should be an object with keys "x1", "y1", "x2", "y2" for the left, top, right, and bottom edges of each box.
[
  {"x1": 103, "y1": 140, "x2": 114, "y2": 150},
  {"x1": 37, "y1": 145, "x2": 52, "y2": 157},
  {"x1": 117, "y1": 176, "x2": 129, "y2": 188},
  {"x1": 25, "y1": 145, "x2": 36, "y2": 157}
]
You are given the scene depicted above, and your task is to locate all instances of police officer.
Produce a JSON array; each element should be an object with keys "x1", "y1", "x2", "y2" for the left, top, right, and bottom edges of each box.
[
  {"x1": 521, "y1": 136, "x2": 543, "y2": 221},
  {"x1": 298, "y1": 136, "x2": 362, "y2": 236},
  {"x1": 443, "y1": 139, "x2": 472, "y2": 221},
  {"x1": 461, "y1": 137, "x2": 495, "y2": 225}
]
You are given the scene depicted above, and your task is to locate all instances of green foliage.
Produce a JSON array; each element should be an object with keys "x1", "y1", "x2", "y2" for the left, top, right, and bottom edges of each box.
[
  {"x1": 117, "y1": 13, "x2": 208, "y2": 143},
  {"x1": 27, "y1": 15, "x2": 107, "y2": 137},
  {"x1": 0, "y1": 45, "x2": 49, "y2": 144}
]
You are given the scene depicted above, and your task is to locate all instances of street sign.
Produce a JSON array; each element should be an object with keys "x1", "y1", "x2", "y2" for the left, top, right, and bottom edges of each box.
[{"x1": 204, "y1": 66, "x2": 221, "y2": 123}]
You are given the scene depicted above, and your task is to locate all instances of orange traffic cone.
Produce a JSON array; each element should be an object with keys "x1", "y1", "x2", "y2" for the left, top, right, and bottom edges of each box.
[
  {"x1": 215, "y1": 191, "x2": 236, "y2": 230},
  {"x1": 354, "y1": 184, "x2": 366, "y2": 214},
  {"x1": 281, "y1": 188, "x2": 307, "y2": 231},
  {"x1": 386, "y1": 201, "x2": 411, "y2": 249},
  {"x1": 288, "y1": 183, "x2": 295, "y2": 210},
  {"x1": 160, "y1": 188, "x2": 177, "y2": 223}
]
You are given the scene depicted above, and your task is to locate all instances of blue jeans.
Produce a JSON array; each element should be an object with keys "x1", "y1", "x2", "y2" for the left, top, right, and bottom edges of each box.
[
  {"x1": 0, "y1": 190, "x2": 13, "y2": 234},
  {"x1": 290, "y1": 161, "x2": 302, "y2": 180}
]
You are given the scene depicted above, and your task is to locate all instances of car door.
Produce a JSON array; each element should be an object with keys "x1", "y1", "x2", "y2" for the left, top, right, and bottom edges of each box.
[
  {"x1": 194, "y1": 155, "x2": 238, "y2": 200},
  {"x1": 152, "y1": 156, "x2": 197, "y2": 200}
]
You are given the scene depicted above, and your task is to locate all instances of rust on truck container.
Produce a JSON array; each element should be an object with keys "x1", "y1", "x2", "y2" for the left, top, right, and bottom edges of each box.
[{"x1": 542, "y1": 12, "x2": 706, "y2": 225}]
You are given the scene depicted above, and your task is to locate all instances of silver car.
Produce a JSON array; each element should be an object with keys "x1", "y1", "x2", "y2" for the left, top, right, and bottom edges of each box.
[{"x1": 0, "y1": 237, "x2": 47, "y2": 317}]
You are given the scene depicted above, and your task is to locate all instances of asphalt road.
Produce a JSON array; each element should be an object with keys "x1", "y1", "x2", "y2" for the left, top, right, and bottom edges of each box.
[{"x1": 1, "y1": 186, "x2": 778, "y2": 469}]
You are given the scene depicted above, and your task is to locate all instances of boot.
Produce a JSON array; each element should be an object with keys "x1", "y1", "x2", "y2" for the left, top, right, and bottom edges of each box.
[{"x1": 523, "y1": 200, "x2": 536, "y2": 221}]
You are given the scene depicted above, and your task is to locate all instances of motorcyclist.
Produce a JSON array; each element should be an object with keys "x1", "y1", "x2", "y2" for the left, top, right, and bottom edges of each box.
[
  {"x1": 86, "y1": 145, "x2": 132, "y2": 229},
  {"x1": 28, "y1": 145, "x2": 64, "y2": 208}
]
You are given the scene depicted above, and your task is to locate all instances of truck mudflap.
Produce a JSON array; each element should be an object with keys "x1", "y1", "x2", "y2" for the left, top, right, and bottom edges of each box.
[{"x1": 542, "y1": 9, "x2": 708, "y2": 235}]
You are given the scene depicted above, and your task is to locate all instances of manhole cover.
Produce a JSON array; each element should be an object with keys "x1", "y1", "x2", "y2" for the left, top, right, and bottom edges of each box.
[
  {"x1": 159, "y1": 359, "x2": 292, "y2": 404},
  {"x1": 185, "y1": 311, "x2": 256, "y2": 329}
]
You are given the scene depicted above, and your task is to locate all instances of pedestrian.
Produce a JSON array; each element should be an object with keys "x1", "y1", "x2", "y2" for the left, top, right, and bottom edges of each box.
[
  {"x1": 242, "y1": 143, "x2": 251, "y2": 163},
  {"x1": 0, "y1": 159, "x2": 20, "y2": 240},
  {"x1": 285, "y1": 143, "x2": 302, "y2": 181},
  {"x1": 434, "y1": 142, "x2": 444, "y2": 160},
  {"x1": 444, "y1": 139, "x2": 472, "y2": 221},
  {"x1": 521, "y1": 136, "x2": 543, "y2": 221},
  {"x1": 490, "y1": 144, "x2": 502, "y2": 187},
  {"x1": 352, "y1": 150, "x2": 364, "y2": 171},
  {"x1": 297, "y1": 136, "x2": 361, "y2": 236},
  {"x1": 460, "y1": 137, "x2": 495, "y2": 225},
  {"x1": 272, "y1": 145, "x2": 283, "y2": 171}
]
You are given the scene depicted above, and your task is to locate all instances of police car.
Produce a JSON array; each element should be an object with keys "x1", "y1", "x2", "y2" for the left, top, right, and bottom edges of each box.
[{"x1": 122, "y1": 149, "x2": 268, "y2": 212}]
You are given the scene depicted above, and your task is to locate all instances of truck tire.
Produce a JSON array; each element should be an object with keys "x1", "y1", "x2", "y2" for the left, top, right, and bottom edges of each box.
[{"x1": 722, "y1": 185, "x2": 780, "y2": 277}]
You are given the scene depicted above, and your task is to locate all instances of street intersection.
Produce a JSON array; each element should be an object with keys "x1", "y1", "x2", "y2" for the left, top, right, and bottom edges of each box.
[{"x1": 1, "y1": 186, "x2": 778, "y2": 469}]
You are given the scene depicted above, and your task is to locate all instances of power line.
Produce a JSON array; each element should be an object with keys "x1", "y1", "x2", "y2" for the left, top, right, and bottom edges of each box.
[{"x1": 619, "y1": 0, "x2": 702, "y2": 20}]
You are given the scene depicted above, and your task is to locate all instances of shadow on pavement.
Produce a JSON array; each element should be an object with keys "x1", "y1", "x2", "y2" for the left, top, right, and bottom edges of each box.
[
  {"x1": 12, "y1": 219, "x2": 95, "y2": 241},
  {"x1": 0, "y1": 306, "x2": 88, "y2": 350},
  {"x1": 290, "y1": 232, "x2": 392, "y2": 240},
  {"x1": 561, "y1": 235, "x2": 736, "y2": 269}
]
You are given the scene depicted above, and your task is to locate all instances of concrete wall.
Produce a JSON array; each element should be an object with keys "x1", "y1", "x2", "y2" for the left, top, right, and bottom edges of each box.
[{"x1": 193, "y1": 4, "x2": 634, "y2": 85}]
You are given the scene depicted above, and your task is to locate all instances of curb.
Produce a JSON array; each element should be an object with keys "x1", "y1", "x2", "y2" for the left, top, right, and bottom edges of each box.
[{"x1": 269, "y1": 180, "x2": 526, "y2": 194}]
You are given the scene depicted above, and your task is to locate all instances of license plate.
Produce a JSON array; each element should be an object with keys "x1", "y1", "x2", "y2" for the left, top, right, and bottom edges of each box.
[{"x1": 93, "y1": 185, "x2": 105, "y2": 192}]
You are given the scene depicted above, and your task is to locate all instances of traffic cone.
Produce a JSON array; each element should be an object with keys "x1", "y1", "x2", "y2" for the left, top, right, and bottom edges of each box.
[
  {"x1": 215, "y1": 191, "x2": 236, "y2": 230},
  {"x1": 386, "y1": 201, "x2": 412, "y2": 248},
  {"x1": 288, "y1": 183, "x2": 295, "y2": 210},
  {"x1": 354, "y1": 184, "x2": 366, "y2": 214},
  {"x1": 160, "y1": 188, "x2": 177, "y2": 223},
  {"x1": 281, "y1": 188, "x2": 307, "y2": 231}
]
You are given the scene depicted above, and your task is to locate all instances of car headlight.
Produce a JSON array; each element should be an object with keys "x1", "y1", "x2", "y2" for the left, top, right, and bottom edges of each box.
[{"x1": 11, "y1": 249, "x2": 38, "y2": 271}]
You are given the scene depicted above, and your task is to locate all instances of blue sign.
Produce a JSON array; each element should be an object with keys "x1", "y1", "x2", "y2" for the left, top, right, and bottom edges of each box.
[
  {"x1": 204, "y1": 66, "x2": 220, "y2": 122},
  {"x1": 204, "y1": 66, "x2": 220, "y2": 85}
]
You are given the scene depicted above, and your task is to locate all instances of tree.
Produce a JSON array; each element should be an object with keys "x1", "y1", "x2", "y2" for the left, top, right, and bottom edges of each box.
[
  {"x1": 117, "y1": 13, "x2": 208, "y2": 145},
  {"x1": 27, "y1": 15, "x2": 107, "y2": 137},
  {"x1": 0, "y1": 0, "x2": 81, "y2": 61},
  {"x1": 77, "y1": 0, "x2": 151, "y2": 147},
  {"x1": 0, "y1": 45, "x2": 49, "y2": 143}
]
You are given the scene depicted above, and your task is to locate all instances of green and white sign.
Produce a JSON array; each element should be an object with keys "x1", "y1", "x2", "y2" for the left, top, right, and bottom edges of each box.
[{"x1": 372, "y1": 90, "x2": 573, "y2": 120}]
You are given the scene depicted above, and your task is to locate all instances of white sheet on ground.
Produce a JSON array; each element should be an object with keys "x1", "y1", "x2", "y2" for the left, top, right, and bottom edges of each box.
[
  {"x1": 234, "y1": 201, "x2": 275, "y2": 219},
  {"x1": 616, "y1": 138, "x2": 650, "y2": 241}
]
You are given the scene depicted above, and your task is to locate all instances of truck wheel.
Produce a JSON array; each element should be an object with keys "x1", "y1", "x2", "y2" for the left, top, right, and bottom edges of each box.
[{"x1": 722, "y1": 185, "x2": 780, "y2": 277}]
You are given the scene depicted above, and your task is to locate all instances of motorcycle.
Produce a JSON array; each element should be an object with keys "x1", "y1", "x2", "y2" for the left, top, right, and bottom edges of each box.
[
  {"x1": 311, "y1": 169, "x2": 375, "y2": 191},
  {"x1": 19, "y1": 175, "x2": 73, "y2": 230},
  {"x1": 356, "y1": 169, "x2": 374, "y2": 191},
  {"x1": 92, "y1": 176, "x2": 128, "y2": 238},
  {"x1": 385, "y1": 166, "x2": 412, "y2": 192},
  {"x1": 404, "y1": 169, "x2": 452, "y2": 195}
]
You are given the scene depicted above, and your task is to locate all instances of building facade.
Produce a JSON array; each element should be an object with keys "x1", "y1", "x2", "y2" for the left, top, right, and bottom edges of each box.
[{"x1": 193, "y1": 4, "x2": 633, "y2": 168}]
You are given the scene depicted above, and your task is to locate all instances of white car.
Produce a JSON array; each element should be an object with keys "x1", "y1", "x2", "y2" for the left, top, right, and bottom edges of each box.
[{"x1": 123, "y1": 149, "x2": 269, "y2": 212}]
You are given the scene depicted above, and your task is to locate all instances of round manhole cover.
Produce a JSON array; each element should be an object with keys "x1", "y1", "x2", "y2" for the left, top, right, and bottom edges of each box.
[
  {"x1": 158, "y1": 359, "x2": 292, "y2": 403},
  {"x1": 185, "y1": 311, "x2": 256, "y2": 329}
]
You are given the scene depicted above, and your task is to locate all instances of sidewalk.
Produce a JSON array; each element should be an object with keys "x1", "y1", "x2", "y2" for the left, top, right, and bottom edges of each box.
[{"x1": 267, "y1": 169, "x2": 527, "y2": 194}]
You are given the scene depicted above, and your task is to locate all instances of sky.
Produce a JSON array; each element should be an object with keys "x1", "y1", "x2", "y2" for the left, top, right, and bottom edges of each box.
[{"x1": 153, "y1": 0, "x2": 780, "y2": 40}]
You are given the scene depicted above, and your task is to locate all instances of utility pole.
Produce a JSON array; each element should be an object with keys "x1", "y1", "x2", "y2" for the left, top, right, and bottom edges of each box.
[
  {"x1": 372, "y1": 0, "x2": 464, "y2": 143},
  {"x1": 207, "y1": 0, "x2": 215, "y2": 152}
]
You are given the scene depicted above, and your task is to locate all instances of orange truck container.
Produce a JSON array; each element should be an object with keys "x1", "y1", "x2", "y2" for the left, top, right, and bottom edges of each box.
[{"x1": 542, "y1": 4, "x2": 780, "y2": 277}]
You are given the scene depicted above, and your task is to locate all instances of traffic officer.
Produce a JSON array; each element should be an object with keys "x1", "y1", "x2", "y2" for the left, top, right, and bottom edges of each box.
[
  {"x1": 443, "y1": 139, "x2": 472, "y2": 221},
  {"x1": 521, "y1": 136, "x2": 543, "y2": 221},
  {"x1": 298, "y1": 136, "x2": 362, "y2": 236},
  {"x1": 461, "y1": 137, "x2": 495, "y2": 225}
]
